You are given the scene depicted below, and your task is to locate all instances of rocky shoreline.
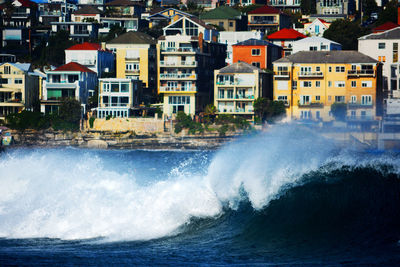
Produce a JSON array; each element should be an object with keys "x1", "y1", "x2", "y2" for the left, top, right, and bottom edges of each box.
[{"x1": 8, "y1": 129, "x2": 239, "y2": 150}]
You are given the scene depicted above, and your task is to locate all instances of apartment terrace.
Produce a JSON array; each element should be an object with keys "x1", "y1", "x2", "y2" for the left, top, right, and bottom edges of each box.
[
  {"x1": 160, "y1": 73, "x2": 197, "y2": 80},
  {"x1": 297, "y1": 101, "x2": 324, "y2": 108},
  {"x1": 274, "y1": 71, "x2": 290, "y2": 79},
  {"x1": 159, "y1": 86, "x2": 197, "y2": 92},
  {"x1": 297, "y1": 71, "x2": 324, "y2": 78},
  {"x1": 347, "y1": 69, "x2": 375, "y2": 77},
  {"x1": 347, "y1": 102, "x2": 374, "y2": 108},
  {"x1": 159, "y1": 61, "x2": 197, "y2": 67}
]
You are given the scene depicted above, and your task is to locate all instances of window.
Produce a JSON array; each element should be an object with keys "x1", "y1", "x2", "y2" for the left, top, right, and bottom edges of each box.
[
  {"x1": 351, "y1": 95, "x2": 357, "y2": 103},
  {"x1": 361, "y1": 95, "x2": 372, "y2": 105},
  {"x1": 361, "y1": 110, "x2": 367, "y2": 117},
  {"x1": 328, "y1": 96, "x2": 332, "y2": 101},
  {"x1": 300, "y1": 110, "x2": 311, "y2": 119},
  {"x1": 277, "y1": 95, "x2": 288, "y2": 105},
  {"x1": 316, "y1": 66, "x2": 321, "y2": 71},
  {"x1": 229, "y1": 22, "x2": 233, "y2": 27},
  {"x1": 351, "y1": 81, "x2": 356, "y2": 87},
  {"x1": 126, "y1": 63, "x2": 139, "y2": 71},
  {"x1": 218, "y1": 89, "x2": 224, "y2": 99},
  {"x1": 351, "y1": 110, "x2": 356, "y2": 117},
  {"x1": 335, "y1": 66, "x2": 345, "y2": 72},
  {"x1": 218, "y1": 22, "x2": 224, "y2": 28},
  {"x1": 309, "y1": 46, "x2": 318, "y2": 51},
  {"x1": 328, "y1": 81, "x2": 332, "y2": 87},
  {"x1": 292, "y1": 81, "x2": 297, "y2": 89},
  {"x1": 394, "y1": 43, "x2": 399, "y2": 63},
  {"x1": 315, "y1": 95, "x2": 320, "y2": 101},
  {"x1": 252, "y1": 62, "x2": 260, "y2": 68},
  {"x1": 167, "y1": 81, "x2": 178, "y2": 89},
  {"x1": 362, "y1": 81, "x2": 372, "y2": 87},
  {"x1": 328, "y1": 66, "x2": 332, "y2": 72},
  {"x1": 4, "y1": 66, "x2": 10, "y2": 74},
  {"x1": 14, "y1": 78, "x2": 22, "y2": 84},
  {"x1": 300, "y1": 95, "x2": 311, "y2": 105},
  {"x1": 335, "y1": 96, "x2": 345, "y2": 103},
  {"x1": 316, "y1": 111, "x2": 321, "y2": 119},
  {"x1": 302, "y1": 81, "x2": 312, "y2": 87},
  {"x1": 0, "y1": 78, "x2": 8, "y2": 84},
  {"x1": 301, "y1": 66, "x2": 312, "y2": 73},
  {"x1": 316, "y1": 81, "x2": 320, "y2": 87},
  {"x1": 335, "y1": 81, "x2": 345, "y2": 87},
  {"x1": 378, "y1": 42, "x2": 385, "y2": 49},
  {"x1": 251, "y1": 49, "x2": 261, "y2": 56}
]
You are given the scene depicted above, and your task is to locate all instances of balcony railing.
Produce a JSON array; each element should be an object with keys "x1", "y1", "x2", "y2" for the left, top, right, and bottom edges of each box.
[
  {"x1": 274, "y1": 71, "x2": 290, "y2": 78},
  {"x1": 347, "y1": 102, "x2": 373, "y2": 108},
  {"x1": 159, "y1": 61, "x2": 197, "y2": 67},
  {"x1": 347, "y1": 115, "x2": 374, "y2": 121},
  {"x1": 160, "y1": 73, "x2": 197, "y2": 79},
  {"x1": 249, "y1": 20, "x2": 277, "y2": 25},
  {"x1": 162, "y1": 47, "x2": 198, "y2": 53},
  {"x1": 125, "y1": 56, "x2": 140, "y2": 61},
  {"x1": 298, "y1": 71, "x2": 324, "y2": 78},
  {"x1": 159, "y1": 86, "x2": 196, "y2": 92},
  {"x1": 125, "y1": 69, "x2": 140, "y2": 74},
  {"x1": 0, "y1": 99, "x2": 23, "y2": 104},
  {"x1": 73, "y1": 30, "x2": 89, "y2": 35},
  {"x1": 298, "y1": 101, "x2": 324, "y2": 108},
  {"x1": 347, "y1": 69, "x2": 375, "y2": 77}
]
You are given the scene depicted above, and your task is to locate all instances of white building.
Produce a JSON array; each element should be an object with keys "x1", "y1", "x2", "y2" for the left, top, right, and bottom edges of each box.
[
  {"x1": 299, "y1": 18, "x2": 331, "y2": 37},
  {"x1": 65, "y1": 42, "x2": 115, "y2": 76},
  {"x1": 359, "y1": 27, "x2": 400, "y2": 96},
  {"x1": 219, "y1": 31, "x2": 263, "y2": 64},
  {"x1": 292, "y1": 36, "x2": 342, "y2": 54}
]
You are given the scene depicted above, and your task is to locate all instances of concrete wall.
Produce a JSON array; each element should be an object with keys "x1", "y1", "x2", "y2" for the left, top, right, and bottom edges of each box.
[{"x1": 92, "y1": 117, "x2": 164, "y2": 133}]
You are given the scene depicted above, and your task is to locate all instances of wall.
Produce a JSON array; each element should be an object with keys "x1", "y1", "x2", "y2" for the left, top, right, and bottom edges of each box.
[{"x1": 92, "y1": 117, "x2": 164, "y2": 133}]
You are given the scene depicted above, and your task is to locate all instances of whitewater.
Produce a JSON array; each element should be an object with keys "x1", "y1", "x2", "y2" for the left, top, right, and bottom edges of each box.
[{"x1": 1, "y1": 125, "x2": 400, "y2": 265}]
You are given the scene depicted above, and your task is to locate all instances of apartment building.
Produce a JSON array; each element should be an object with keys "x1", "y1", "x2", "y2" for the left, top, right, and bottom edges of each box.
[
  {"x1": 214, "y1": 62, "x2": 268, "y2": 120},
  {"x1": 106, "y1": 31, "x2": 158, "y2": 102},
  {"x1": 96, "y1": 78, "x2": 142, "y2": 118},
  {"x1": 247, "y1": 5, "x2": 291, "y2": 33},
  {"x1": 292, "y1": 37, "x2": 342, "y2": 54},
  {"x1": 0, "y1": 63, "x2": 39, "y2": 120},
  {"x1": 269, "y1": 0, "x2": 301, "y2": 12},
  {"x1": 158, "y1": 16, "x2": 226, "y2": 116},
  {"x1": 41, "y1": 62, "x2": 97, "y2": 114},
  {"x1": 273, "y1": 51, "x2": 383, "y2": 127}
]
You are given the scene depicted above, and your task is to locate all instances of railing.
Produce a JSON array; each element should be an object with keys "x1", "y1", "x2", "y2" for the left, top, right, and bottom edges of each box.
[
  {"x1": 159, "y1": 61, "x2": 197, "y2": 67},
  {"x1": 160, "y1": 73, "x2": 197, "y2": 79},
  {"x1": 297, "y1": 71, "x2": 324, "y2": 78},
  {"x1": 347, "y1": 115, "x2": 374, "y2": 121},
  {"x1": 73, "y1": 31, "x2": 89, "y2": 35},
  {"x1": 159, "y1": 86, "x2": 196, "y2": 92},
  {"x1": 347, "y1": 69, "x2": 375, "y2": 76},
  {"x1": 298, "y1": 101, "x2": 324, "y2": 108},
  {"x1": 162, "y1": 48, "x2": 198, "y2": 53},
  {"x1": 249, "y1": 20, "x2": 277, "y2": 25},
  {"x1": 278, "y1": 100, "x2": 290, "y2": 107},
  {"x1": 40, "y1": 11, "x2": 62, "y2": 16},
  {"x1": 347, "y1": 102, "x2": 373, "y2": 108},
  {"x1": 125, "y1": 69, "x2": 140, "y2": 74},
  {"x1": 125, "y1": 56, "x2": 140, "y2": 60},
  {"x1": 1, "y1": 99, "x2": 22, "y2": 104},
  {"x1": 274, "y1": 71, "x2": 290, "y2": 78}
]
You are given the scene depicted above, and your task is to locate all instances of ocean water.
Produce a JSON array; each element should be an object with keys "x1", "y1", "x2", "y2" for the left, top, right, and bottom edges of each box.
[{"x1": 1, "y1": 125, "x2": 400, "y2": 265}]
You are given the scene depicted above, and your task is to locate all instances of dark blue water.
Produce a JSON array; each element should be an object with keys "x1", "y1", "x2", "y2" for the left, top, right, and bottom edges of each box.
[{"x1": 1, "y1": 126, "x2": 400, "y2": 265}]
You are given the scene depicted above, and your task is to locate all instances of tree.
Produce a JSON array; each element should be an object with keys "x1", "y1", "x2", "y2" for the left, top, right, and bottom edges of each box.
[
  {"x1": 253, "y1": 98, "x2": 286, "y2": 123},
  {"x1": 43, "y1": 30, "x2": 74, "y2": 66},
  {"x1": 330, "y1": 102, "x2": 347, "y2": 121},
  {"x1": 361, "y1": 0, "x2": 378, "y2": 19},
  {"x1": 300, "y1": 0, "x2": 316, "y2": 15},
  {"x1": 376, "y1": 0, "x2": 398, "y2": 26},
  {"x1": 100, "y1": 24, "x2": 126, "y2": 42},
  {"x1": 323, "y1": 19, "x2": 368, "y2": 50},
  {"x1": 59, "y1": 98, "x2": 82, "y2": 125}
]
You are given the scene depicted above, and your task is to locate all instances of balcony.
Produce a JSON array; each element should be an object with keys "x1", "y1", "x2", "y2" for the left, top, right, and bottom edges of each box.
[
  {"x1": 298, "y1": 101, "x2": 324, "y2": 108},
  {"x1": 159, "y1": 61, "x2": 197, "y2": 67},
  {"x1": 162, "y1": 48, "x2": 199, "y2": 54},
  {"x1": 347, "y1": 102, "x2": 373, "y2": 109},
  {"x1": 274, "y1": 71, "x2": 290, "y2": 79},
  {"x1": 347, "y1": 69, "x2": 375, "y2": 77},
  {"x1": 249, "y1": 19, "x2": 277, "y2": 25},
  {"x1": 160, "y1": 73, "x2": 197, "y2": 80},
  {"x1": 159, "y1": 86, "x2": 197, "y2": 92},
  {"x1": 125, "y1": 56, "x2": 140, "y2": 61},
  {"x1": 346, "y1": 115, "x2": 374, "y2": 121},
  {"x1": 297, "y1": 71, "x2": 324, "y2": 78},
  {"x1": 72, "y1": 59, "x2": 96, "y2": 66},
  {"x1": 125, "y1": 69, "x2": 140, "y2": 74},
  {"x1": 0, "y1": 98, "x2": 23, "y2": 104}
]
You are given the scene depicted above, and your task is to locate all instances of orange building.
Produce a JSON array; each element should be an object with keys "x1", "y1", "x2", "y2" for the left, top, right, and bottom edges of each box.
[{"x1": 232, "y1": 39, "x2": 282, "y2": 70}]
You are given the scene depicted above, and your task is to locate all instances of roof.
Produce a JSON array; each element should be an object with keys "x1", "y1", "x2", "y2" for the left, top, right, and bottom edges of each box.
[
  {"x1": 293, "y1": 36, "x2": 341, "y2": 46},
  {"x1": 267, "y1": 28, "x2": 306, "y2": 40},
  {"x1": 66, "y1": 42, "x2": 102, "y2": 51},
  {"x1": 53, "y1": 62, "x2": 95, "y2": 73},
  {"x1": 248, "y1": 5, "x2": 283, "y2": 15},
  {"x1": 218, "y1": 62, "x2": 265, "y2": 74},
  {"x1": 161, "y1": 0, "x2": 180, "y2": 6},
  {"x1": 273, "y1": 51, "x2": 378, "y2": 64},
  {"x1": 14, "y1": 0, "x2": 36, "y2": 8},
  {"x1": 73, "y1": 6, "x2": 102, "y2": 15},
  {"x1": 359, "y1": 27, "x2": 400, "y2": 40},
  {"x1": 233, "y1": 38, "x2": 277, "y2": 47},
  {"x1": 189, "y1": 16, "x2": 214, "y2": 30},
  {"x1": 372, "y1": 22, "x2": 399, "y2": 33},
  {"x1": 107, "y1": 31, "x2": 157, "y2": 45},
  {"x1": 199, "y1": 6, "x2": 241, "y2": 20},
  {"x1": 106, "y1": 0, "x2": 144, "y2": 6},
  {"x1": 0, "y1": 62, "x2": 31, "y2": 72}
]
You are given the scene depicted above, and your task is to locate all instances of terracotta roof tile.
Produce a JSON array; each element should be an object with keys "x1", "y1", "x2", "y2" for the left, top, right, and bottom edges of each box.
[
  {"x1": 66, "y1": 42, "x2": 102, "y2": 51},
  {"x1": 53, "y1": 62, "x2": 95, "y2": 73},
  {"x1": 373, "y1": 22, "x2": 399, "y2": 33},
  {"x1": 248, "y1": 5, "x2": 283, "y2": 15},
  {"x1": 267, "y1": 28, "x2": 306, "y2": 40}
]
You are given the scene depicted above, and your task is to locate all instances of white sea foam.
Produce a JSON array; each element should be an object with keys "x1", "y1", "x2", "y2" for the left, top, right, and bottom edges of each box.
[{"x1": 0, "y1": 125, "x2": 397, "y2": 241}]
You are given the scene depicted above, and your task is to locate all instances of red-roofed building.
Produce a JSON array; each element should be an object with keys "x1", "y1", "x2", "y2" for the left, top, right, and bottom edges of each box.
[
  {"x1": 247, "y1": 5, "x2": 290, "y2": 33},
  {"x1": 267, "y1": 28, "x2": 306, "y2": 56},
  {"x1": 302, "y1": 18, "x2": 331, "y2": 37},
  {"x1": 41, "y1": 62, "x2": 98, "y2": 114},
  {"x1": 373, "y1": 22, "x2": 399, "y2": 34},
  {"x1": 65, "y1": 42, "x2": 115, "y2": 76}
]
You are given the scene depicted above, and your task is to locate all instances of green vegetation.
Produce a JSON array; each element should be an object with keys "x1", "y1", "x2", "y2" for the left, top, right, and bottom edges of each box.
[
  {"x1": 89, "y1": 117, "x2": 95, "y2": 128},
  {"x1": 376, "y1": 0, "x2": 398, "y2": 26},
  {"x1": 253, "y1": 98, "x2": 286, "y2": 123},
  {"x1": 323, "y1": 19, "x2": 368, "y2": 50},
  {"x1": 330, "y1": 103, "x2": 348, "y2": 121},
  {"x1": 41, "y1": 30, "x2": 75, "y2": 66},
  {"x1": 300, "y1": 0, "x2": 316, "y2": 15},
  {"x1": 174, "y1": 112, "x2": 204, "y2": 135}
]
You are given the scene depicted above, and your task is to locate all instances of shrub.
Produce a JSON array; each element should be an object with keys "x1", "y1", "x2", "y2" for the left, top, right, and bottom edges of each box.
[{"x1": 89, "y1": 117, "x2": 95, "y2": 128}]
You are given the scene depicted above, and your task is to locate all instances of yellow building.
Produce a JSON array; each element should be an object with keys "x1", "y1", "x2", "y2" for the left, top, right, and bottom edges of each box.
[
  {"x1": 0, "y1": 63, "x2": 39, "y2": 120},
  {"x1": 273, "y1": 51, "x2": 383, "y2": 126},
  {"x1": 214, "y1": 62, "x2": 268, "y2": 121},
  {"x1": 106, "y1": 31, "x2": 158, "y2": 102}
]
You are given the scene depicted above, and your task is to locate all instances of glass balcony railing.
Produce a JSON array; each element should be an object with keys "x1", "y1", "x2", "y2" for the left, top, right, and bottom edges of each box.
[
  {"x1": 159, "y1": 86, "x2": 196, "y2": 92},
  {"x1": 160, "y1": 73, "x2": 197, "y2": 79},
  {"x1": 347, "y1": 69, "x2": 375, "y2": 76},
  {"x1": 159, "y1": 61, "x2": 197, "y2": 67},
  {"x1": 297, "y1": 71, "x2": 324, "y2": 78}
]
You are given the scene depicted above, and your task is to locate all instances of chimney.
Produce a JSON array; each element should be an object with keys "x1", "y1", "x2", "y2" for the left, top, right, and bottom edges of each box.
[
  {"x1": 198, "y1": 32, "x2": 204, "y2": 53},
  {"x1": 398, "y1": 6, "x2": 400, "y2": 25}
]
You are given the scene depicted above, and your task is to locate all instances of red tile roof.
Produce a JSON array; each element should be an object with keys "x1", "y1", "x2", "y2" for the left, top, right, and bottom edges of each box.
[
  {"x1": 267, "y1": 28, "x2": 306, "y2": 40},
  {"x1": 66, "y1": 42, "x2": 102, "y2": 51},
  {"x1": 373, "y1": 22, "x2": 399, "y2": 33},
  {"x1": 16, "y1": 0, "x2": 36, "y2": 8},
  {"x1": 248, "y1": 5, "x2": 282, "y2": 15},
  {"x1": 53, "y1": 62, "x2": 95, "y2": 73}
]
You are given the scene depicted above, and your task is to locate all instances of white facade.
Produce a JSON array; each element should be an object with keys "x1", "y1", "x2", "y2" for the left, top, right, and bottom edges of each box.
[
  {"x1": 300, "y1": 18, "x2": 331, "y2": 37},
  {"x1": 65, "y1": 49, "x2": 115, "y2": 76},
  {"x1": 219, "y1": 31, "x2": 263, "y2": 64},
  {"x1": 292, "y1": 37, "x2": 342, "y2": 54}
]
